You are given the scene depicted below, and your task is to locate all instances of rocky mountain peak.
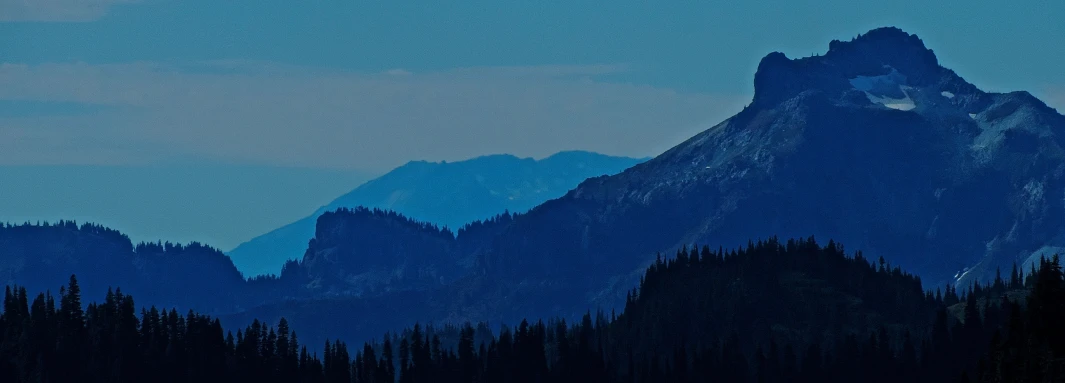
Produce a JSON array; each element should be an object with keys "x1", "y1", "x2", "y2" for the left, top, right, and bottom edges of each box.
[
  {"x1": 826, "y1": 27, "x2": 938, "y2": 69},
  {"x1": 752, "y1": 27, "x2": 951, "y2": 109}
]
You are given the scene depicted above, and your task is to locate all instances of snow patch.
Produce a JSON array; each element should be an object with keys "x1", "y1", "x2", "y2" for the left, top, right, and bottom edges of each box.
[
  {"x1": 865, "y1": 92, "x2": 916, "y2": 111},
  {"x1": 849, "y1": 68, "x2": 916, "y2": 111},
  {"x1": 849, "y1": 68, "x2": 907, "y2": 93},
  {"x1": 941, "y1": 91, "x2": 955, "y2": 98},
  {"x1": 954, "y1": 267, "x2": 972, "y2": 281}
]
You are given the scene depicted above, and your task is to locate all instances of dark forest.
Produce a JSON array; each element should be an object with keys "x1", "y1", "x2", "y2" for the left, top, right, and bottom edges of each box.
[{"x1": 2, "y1": 238, "x2": 1059, "y2": 382}]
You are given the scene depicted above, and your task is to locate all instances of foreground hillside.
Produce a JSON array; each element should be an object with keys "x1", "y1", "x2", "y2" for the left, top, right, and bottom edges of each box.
[{"x1": 1, "y1": 238, "x2": 1049, "y2": 382}]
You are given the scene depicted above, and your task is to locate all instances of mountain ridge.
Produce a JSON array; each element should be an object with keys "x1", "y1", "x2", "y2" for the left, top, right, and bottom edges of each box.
[
  {"x1": 263, "y1": 28, "x2": 1065, "y2": 332},
  {"x1": 227, "y1": 151, "x2": 646, "y2": 277},
  {"x1": 432, "y1": 26, "x2": 1065, "y2": 325},
  {"x1": 4, "y1": 26, "x2": 1065, "y2": 348}
]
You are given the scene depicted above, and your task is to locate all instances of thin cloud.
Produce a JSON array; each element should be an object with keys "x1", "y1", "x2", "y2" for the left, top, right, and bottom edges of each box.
[
  {"x1": 440, "y1": 64, "x2": 633, "y2": 79},
  {"x1": 384, "y1": 69, "x2": 413, "y2": 76},
  {"x1": 0, "y1": 0, "x2": 140, "y2": 22},
  {"x1": 0, "y1": 61, "x2": 747, "y2": 170}
]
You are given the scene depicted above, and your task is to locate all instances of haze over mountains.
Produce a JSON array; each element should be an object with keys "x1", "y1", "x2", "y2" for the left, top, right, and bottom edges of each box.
[
  {"x1": 227, "y1": 151, "x2": 646, "y2": 277},
  {"x1": 0, "y1": 164, "x2": 373, "y2": 250},
  {"x1": 228, "y1": 27, "x2": 1065, "y2": 342},
  {"x1": 2, "y1": 27, "x2": 1064, "y2": 351}
]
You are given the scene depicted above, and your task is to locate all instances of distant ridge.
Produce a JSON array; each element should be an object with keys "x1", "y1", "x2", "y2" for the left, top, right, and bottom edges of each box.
[
  {"x1": 227, "y1": 151, "x2": 645, "y2": 277},
  {"x1": 6, "y1": 27, "x2": 1065, "y2": 349}
]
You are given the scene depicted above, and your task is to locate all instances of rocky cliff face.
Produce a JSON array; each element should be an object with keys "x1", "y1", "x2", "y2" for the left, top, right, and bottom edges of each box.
[{"x1": 277, "y1": 208, "x2": 463, "y2": 297}]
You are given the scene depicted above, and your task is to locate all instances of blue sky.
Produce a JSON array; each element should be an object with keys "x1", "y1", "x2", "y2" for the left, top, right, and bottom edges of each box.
[{"x1": 1, "y1": 0, "x2": 1064, "y2": 249}]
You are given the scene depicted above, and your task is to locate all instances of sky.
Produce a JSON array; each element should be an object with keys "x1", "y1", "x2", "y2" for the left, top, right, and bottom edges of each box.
[{"x1": 1, "y1": 0, "x2": 1064, "y2": 249}]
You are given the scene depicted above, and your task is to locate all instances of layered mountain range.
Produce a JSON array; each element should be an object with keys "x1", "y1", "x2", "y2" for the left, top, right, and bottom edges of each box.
[
  {"x1": 244, "y1": 27, "x2": 1065, "y2": 339},
  {"x1": 3, "y1": 27, "x2": 1064, "y2": 346}
]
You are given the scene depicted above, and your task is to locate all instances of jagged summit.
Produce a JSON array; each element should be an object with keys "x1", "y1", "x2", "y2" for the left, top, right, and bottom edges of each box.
[
  {"x1": 826, "y1": 27, "x2": 937, "y2": 67},
  {"x1": 751, "y1": 27, "x2": 981, "y2": 111}
]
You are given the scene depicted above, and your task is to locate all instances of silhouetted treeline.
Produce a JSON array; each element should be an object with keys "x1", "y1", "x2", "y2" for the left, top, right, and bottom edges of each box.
[
  {"x1": 0, "y1": 221, "x2": 245, "y2": 313},
  {"x1": 2, "y1": 237, "x2": 1050, "y2": 382},
  {"x1": 972, "y1": 256, "x2": 1065, "y2": 382},
  {"x1": 0, "y1": 211, "x2": 483, "y2": 317},
  {"x1": 345, "y1": 238, "x2": 1026, "y2": 382}
]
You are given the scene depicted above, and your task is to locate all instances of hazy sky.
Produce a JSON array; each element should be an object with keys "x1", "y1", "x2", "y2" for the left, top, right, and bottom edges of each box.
[
  {"x1": 2, "y1": 0, "x2": 1064, "y2": 249},
  {"x1": 0, "y1": 164, "x2": 371, "y2": 249}
]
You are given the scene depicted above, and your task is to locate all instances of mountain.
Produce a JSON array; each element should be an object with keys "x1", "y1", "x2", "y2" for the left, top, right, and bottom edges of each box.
[
  {"x1": 482, "y1": 27, "x2": 1065, "y2": 294},
  {"x1": 3, "y1": 26, "x2": 1063, "y2": 351},
  {"x1": 277, "y1": 208, "x2": 465, "y2": 297},
  {"x1": 227, "y1": 151, "x2": 646, "y2": 277},
  {"x1": 232, "y1": 27, "x2": 1065, "y2": 341}
]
